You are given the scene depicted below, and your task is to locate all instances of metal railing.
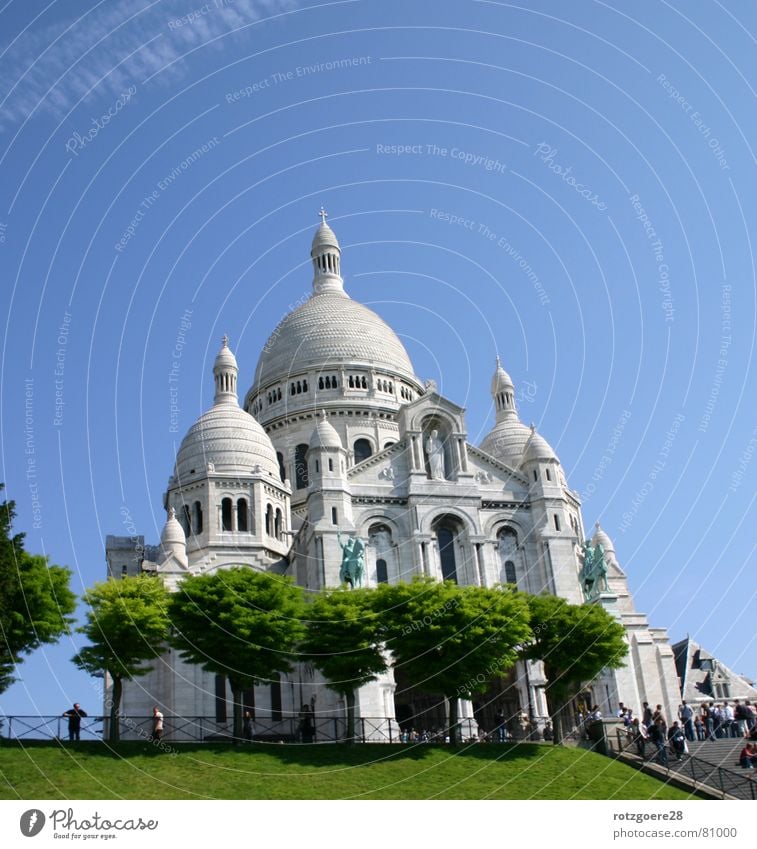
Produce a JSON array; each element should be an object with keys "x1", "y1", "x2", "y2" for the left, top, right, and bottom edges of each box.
[
  {"x1": 613, "y1": 728, "x2": 757, "y2": 800},
  {"x1": 1, "y1": 715, "x2": 480, "y2": 745}
]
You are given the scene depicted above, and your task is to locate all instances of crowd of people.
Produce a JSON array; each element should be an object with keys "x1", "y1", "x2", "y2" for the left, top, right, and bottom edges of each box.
[{"x1": 617, "y1": 699, "x2": 757, "y2": 767}]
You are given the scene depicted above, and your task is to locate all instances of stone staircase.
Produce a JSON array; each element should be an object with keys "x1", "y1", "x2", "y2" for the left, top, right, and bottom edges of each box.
[
  {"x1": 662, "y1": 738, "x2": 757, "y2": 799},
  {"x1": 612, "y1": 729, "x2": 757, "y2": 799},
  {"x1": 685, "y1": 737, "x2": 752, "y2": 769}
]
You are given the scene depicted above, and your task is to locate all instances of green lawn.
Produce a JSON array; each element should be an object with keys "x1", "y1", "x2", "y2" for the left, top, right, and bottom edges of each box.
[{"x1": 0, "y1": 740, "x2": 695, "y2": 800}]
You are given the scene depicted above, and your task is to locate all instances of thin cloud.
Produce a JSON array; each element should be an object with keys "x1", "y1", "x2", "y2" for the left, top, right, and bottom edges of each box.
[{"x1": 0, "y1": 0, "x2": 296, "y2": 132}]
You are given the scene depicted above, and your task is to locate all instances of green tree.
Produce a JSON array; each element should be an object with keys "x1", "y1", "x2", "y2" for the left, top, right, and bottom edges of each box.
[
  {"x1": 376, "y1": 578, "x2": 532, "y2": 743},
  {"x1": 169, "y1": 568, "x2": 305, "y2": 740},
  {"x1": 73, "y1": 574, "x2": 172, "y2": 741},
  {"x1": 519, "y1": 594, "x2": 627, "y2": 745},
  {"x1": 300, "y1": 587, "x2": 387, "y2": 742},
  {"x1": 0, "y1": 486, "x2": 76, "y2": 694}
]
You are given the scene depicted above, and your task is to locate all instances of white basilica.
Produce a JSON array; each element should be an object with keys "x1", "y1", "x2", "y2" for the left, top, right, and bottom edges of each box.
[{"x1": 106, "y1": 215, "x2": 682, "y2": 739}]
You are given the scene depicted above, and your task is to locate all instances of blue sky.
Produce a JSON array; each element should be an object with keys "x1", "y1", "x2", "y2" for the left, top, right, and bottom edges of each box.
[{"x1": 0, "y1": 0, "x2": 754, "y2": 716}]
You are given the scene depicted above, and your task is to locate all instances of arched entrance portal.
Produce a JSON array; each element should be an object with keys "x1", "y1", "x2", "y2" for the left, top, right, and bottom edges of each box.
[
  {"x1": 470, "y1": 667, "x2": 524, "y2": 740},
  {"x1": 393, "y1": 668, "x2": 448, "y2": 735}
]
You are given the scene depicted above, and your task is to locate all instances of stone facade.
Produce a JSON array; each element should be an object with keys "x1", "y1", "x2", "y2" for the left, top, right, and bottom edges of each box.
[{"x1": 106, "y1": 216, "x2": 682, "y2": 740}]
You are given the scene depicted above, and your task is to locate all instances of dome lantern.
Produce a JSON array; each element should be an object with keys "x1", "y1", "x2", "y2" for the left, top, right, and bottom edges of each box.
[
  {"x1": 311, "y1": 208, "x2": 344, "y2": 295},
  {"x1": 491, "y1": 356, "x2": 516, "y2": 420},
  {"x1": 213, "y1": 334, "x2": 239, "y2": 405}
]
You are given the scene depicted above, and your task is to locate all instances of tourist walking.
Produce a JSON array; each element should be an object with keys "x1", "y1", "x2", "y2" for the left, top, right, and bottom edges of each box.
[
  {"x1": 151, "y1": 706, "x2": 164, "y2": 742},
  {"x1": 668, "y1": 722, "x2": 687, "y2": 761},
  {"x1": 648, "y1": 718, "x2": 668, "y2": 766},
  {"x1": 678, "y1": 701, "x2": 695, "y2": 741}
]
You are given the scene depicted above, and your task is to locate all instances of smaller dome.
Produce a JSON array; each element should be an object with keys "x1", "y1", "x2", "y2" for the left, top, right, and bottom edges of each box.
[
  {"x1": 309, "y1": 411, "x2": 342, "y2": 449},
  {"x1": 176, "y1": 405, "x2": 280, "y2": 480},
  {"x1": 311, "y1": 221, "x2": 340, "y2": 252},
  {"x1": 214, "y1": 335, "x2": 238, "y2": 371},
  {"x1": 480, "y1": 418, "x2": 533, "y2": 467},
  {"x1": 523, "y1": 426, "x2": 559, "y2": 463},
  {"x1": 161, "y1": 507, "x2": 186, "y2": 547},
  {"x1": 591, "y1": 522, "x2": 615, "y2": 553},
  {"x1": 491, "y1": 356, "x2": 514, "y2": 394}
]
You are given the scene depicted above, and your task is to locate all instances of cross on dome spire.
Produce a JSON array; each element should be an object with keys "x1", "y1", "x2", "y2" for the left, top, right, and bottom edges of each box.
[{"x1": 319, "y1": 206, "x2": 328, "y2": 224}]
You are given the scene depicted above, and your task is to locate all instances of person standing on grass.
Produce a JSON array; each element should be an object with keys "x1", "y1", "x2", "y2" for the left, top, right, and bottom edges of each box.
[
  {"x1": 243, "y1": 710, "x2": 254, "y2": 742},
  {"x1": 63, "y1": 703, "x2": 87, "y2": 741},
  {"x1": 151, "y1": 706, "x2": 164, "y2": 742},
  {"x1": 495, "y1": 707, "x2": 506, "y2": 742}
]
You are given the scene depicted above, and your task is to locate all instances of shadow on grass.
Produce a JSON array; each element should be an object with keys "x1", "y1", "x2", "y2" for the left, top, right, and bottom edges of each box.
[{"x1": 1, "y1": 738, "x2": 549, "y2": 768}]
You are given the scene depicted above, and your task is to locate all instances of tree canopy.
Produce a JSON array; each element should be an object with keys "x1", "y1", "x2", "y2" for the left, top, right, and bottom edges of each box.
[
  {"x1": 169, "y1": 567, "x2": 305, "y2": 739},
  {"x1": 376, "y1": 578, "x2": 532, "y2": 742},
  {"x1": 519, "y1": 593, "x2": 628, "y2": 743},
  {"x1": 300, "y1": 587, "x2": 388, "y2": 741},
  {"x1": 0, "y1": 486, "x2": 76, "y2": 694},
  {"x1": 73, "y1": 574, "x2": 172, "y2": 741}
]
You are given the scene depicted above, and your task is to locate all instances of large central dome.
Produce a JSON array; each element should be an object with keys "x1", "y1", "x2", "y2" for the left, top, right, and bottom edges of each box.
[
  {"x1": 253, "y1": 292, "x2": 417, "y2": 390},
  {"x1": 249, "y1": 216, "x2": 419, "y2": 397}
]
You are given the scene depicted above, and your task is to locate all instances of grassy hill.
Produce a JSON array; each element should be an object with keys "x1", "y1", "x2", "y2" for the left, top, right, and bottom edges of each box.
[{"x1": 0, "y1": 740, "x2": 695, "y2": 800}]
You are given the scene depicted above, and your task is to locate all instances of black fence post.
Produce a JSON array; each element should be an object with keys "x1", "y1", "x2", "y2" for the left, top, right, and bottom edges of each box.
[{"x1": 361, "y1": 718, "x2": 366, "y2": 744}]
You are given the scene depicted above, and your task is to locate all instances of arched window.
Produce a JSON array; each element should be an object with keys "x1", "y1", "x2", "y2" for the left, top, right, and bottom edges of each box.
[
  {"x1": 237, "y1": 498, "x2": 248, "y2": 532},
  {"x1": 348, "y1": 375, "x2": 354, "y2": 388},
  {"x1": 182, "y1": 504, "x2": 191, "y2": 536},
  {"x1": 193, "y1": 501, "x2": 203, "y2": 534},
  {"x1": 265, "y1": 504, "x2": 273, "y2": 536},
  {"x1": 384, "y1": 441, "x2": 395, "y2": 449},
  {"x1": 376, "y1": 558, "x2": 388, "y2": 584},
  {"x1": 275, "y1": 508, "x2": 283, "y2": 540},
  {"x1": 504, "y1": 560, "x2": 517, "y2": 585},
  {"x1": 498, "y1": 528, "x2": 519, "y2": 585},
  {"x1": 318, "y1": 377, "x2": 324, "y2": 390},
  {"x1": 325, "y1": 375, "x2": 331, "y2": 389},
  {"x1": 221, "y1": 498, "x2": 233, "y2": 532},
  {"x1": 353, "y1": 438, "x2": 372, "y2": 464},
  {"x1": 331, "y1": 375, "x2": 338, "y2": 388},
  {"x1": 328, "y1": 458, "x2": 333, "y2": 472},
  {"x1": 277, "y1": 451, "x2": 286, "y2": 482},
  {"x1": 437, "y1": 525, "x2": 458, "y2": 584},
  {"x1": 302, "y1": 379, "x2": 308, "y2": 392},
  {"x1": 295, "y1": 444, "x2": 309, "y2": 489}
]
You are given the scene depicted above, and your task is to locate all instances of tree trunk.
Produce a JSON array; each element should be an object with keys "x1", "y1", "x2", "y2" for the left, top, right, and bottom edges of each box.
[
  {"x1": 109, "y1": 676, "x2": 122, "y2": 743},
  {"x1": 546, "y1": 686, "x2": 569, "y2": 746},
  {"x1": 230, "y1": 680, "x2": 243, "y2": 743},
  {"x1": 448, "y1": 695, "x2": 460, "y2": 745},
  {"x1": 345, "y1": 690, "x2": 356, "y2": 744}
]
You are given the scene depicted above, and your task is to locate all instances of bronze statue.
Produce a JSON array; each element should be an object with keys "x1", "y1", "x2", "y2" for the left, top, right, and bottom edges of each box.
[
  {"x1": 337, "y1": 531, "x2": 365, "y2": 587},
  {"x1": 579, "y1": 540, "x2": 609, "y2": 601}
]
